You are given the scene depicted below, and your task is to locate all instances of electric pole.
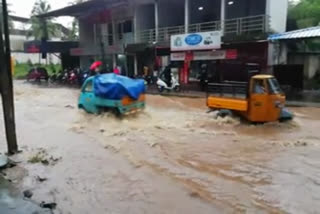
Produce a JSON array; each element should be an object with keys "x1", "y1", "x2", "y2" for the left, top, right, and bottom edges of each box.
[{"x1": 0, "y1": 0, "x2": 18, "y2": 155}]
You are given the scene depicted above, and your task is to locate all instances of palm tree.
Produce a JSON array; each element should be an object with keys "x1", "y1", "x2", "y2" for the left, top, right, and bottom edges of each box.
[
  {"x1": 65, "y1": 0, "x2": 87, "y2": 40},
  {"x1": 29, "y1": 0, "x2": 57, "y2": 40},
  {"x1": 66, "y1": 19, "x2": 79, "y2": 40}
]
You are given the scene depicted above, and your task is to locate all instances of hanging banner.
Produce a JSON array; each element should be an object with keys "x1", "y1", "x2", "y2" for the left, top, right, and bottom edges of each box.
[
  {"x1": 171, "y1": 49, "x2": 238, "y2": 61},
  {"x1": 170, "y1": 52, "x2": 186, "y2": 61},
  {"x1": 193, "y1": 50, "x2": 226, "y2": 60},
  {"x1": 171, "y1": 31, "x2": 221, "y2": 51}
]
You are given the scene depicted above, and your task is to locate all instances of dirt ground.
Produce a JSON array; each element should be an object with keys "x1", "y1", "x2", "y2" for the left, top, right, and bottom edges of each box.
[{"x1": 1, "y1": 81, "x2": 320, "y2": 214}]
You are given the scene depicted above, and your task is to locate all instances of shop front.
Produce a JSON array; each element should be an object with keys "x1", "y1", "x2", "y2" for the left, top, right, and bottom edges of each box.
[
  {"x1": 169, "y1": 31, "x2": 268, "y2": 90},
  {"x1": 170, "y1": 30, "x2": 226, "y2": 90},
  {"x1": 170, "y1": 49, "x2": 238, "y2": 86}
]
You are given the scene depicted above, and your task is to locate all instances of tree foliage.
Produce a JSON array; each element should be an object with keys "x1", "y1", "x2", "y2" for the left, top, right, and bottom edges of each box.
[
  {"x1": 29, "y1": 0, "x2": 57, "y2": 40},
  {"x1": 66, "y1": 19, "x2": 79, "y2": 40},
  {"x1": 64, "y1": 0, "x2": 86, "y2": 41},
  {"x1": 288, "y1": 0, "x2": 320, "y2": 29}
]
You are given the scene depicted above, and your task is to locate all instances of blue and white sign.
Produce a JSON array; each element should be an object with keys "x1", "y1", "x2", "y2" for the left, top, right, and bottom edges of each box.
[
  {"x1": 171, "y1": 31, "x2": 221, "y2": 51},
  {"x1": 185, "y1": 34, "x2": 203, "y2": 46}
]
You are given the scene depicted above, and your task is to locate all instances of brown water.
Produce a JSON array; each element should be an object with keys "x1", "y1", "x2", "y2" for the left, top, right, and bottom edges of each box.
[{"x1": 1, "y1": 81, "x2": 320, "y2": 213}]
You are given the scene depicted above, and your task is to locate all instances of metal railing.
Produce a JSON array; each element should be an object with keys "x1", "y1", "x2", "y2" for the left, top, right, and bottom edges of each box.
[
  {"x1": 224, "y1": 15, "x2": 269, "y2": 35},
  {"x1": 137, "y1": 14, "x2": 269, "y2": 43},
  {"x1": 188, "y1": 20, "x2": 221, "y2": 33}
]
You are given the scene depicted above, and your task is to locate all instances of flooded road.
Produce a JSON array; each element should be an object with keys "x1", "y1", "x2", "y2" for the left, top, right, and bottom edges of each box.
[{"x1": 1, "y1": 81, "x2": 320, "y2": 213}]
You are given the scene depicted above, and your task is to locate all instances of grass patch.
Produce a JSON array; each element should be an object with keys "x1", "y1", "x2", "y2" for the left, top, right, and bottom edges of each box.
[
  {"x1": 28, "y1": 154, "x2": 45, "y2": 164},
  {"x1": 14, "y1": 63, "x2": 62, "y2": 79}
]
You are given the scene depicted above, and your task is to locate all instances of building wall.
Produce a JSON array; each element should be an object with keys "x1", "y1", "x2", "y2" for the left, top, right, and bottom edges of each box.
[
  {"x1": 158, "y1": 0, "x2": 184, "y2": 27},
  {"x1": 190, "y1": 0, "x2": 220, "y2": 24},
  {"x1": 266, "y1": 0, "x2": 288, "y2": 33},
  {"x1": 79, "y1": 18, "x2": 96, "y2": 68},
  {"x1": 10, "y1": 34, "x2": 61, "y2": 65},
  {"x1": 12, "y1": 52, "x2": 60, "y2": 64},
  {"x1": 10, "y1": 35, "x2": 34, "y2": 51},
  {"x1": 268, "y1": 42, "x2": 288, "y2": 67},
  {"x1": 305, "y1": 55, "x2": 320, "y2": 79},
  {"x1": 287, "y1": 54, "x2": 320, "y2": 79},
  {"x1": 226, "y1": 0, "x2": 266, "y2": 19},
  {"x1": 135, "y1": 4, "x2": 155, "y2": 31}
]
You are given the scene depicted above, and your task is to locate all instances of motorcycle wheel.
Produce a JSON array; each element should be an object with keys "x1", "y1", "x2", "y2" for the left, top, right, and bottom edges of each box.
[
  {"x1": 174, "y1": 86, "x2": 180, "y2": 92},
  {"x1": 158, "y1": 86, "x2": 165, "y2": 93}
]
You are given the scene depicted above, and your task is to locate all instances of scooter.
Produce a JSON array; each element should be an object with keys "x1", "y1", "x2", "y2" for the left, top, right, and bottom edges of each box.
[
  {"x1": 156, "y1": 73, "x2": 180, "y2": 92},
  {"x1": 68, "y1": 71, "x2": 78, "y2": 85}
]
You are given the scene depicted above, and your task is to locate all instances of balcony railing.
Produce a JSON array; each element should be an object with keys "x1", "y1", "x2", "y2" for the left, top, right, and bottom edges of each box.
[
  {"x1": 224, "y1": 15, "x2": 269, "y2": 35},
  {"x1": 137, "y1": 14, "x2": 269, "y2": 43}
]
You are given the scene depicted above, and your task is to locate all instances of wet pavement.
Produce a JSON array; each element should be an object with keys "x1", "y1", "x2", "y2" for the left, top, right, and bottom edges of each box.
[
  {"x1": 0, "y1": 81, "x2": 320, "y2": 213},
  {"x1": 0, "y1": 177, "x2": 50, "y2": 214}
]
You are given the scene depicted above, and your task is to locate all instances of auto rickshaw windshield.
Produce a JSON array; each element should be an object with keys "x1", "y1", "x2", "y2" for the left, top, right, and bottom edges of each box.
[{"x1": 268, "y1": 78, "x2": 283, "y2": 94}]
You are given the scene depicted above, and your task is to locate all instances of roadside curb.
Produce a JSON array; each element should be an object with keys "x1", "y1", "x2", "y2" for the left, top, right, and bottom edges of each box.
[
  {"x1": 147, "y1": 91, "x2": 320, "y2": 107},
  {"x1": 286, "y1": 101, "x2": 320, "y2": 108},
  {"x1": 147, "y1": 91, "x2": 205, "y2": 99}
]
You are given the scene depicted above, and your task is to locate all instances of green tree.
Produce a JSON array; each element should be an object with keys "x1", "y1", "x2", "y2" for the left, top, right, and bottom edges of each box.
[
  {"x1": 66, "y1": 19, "x2": 79, "y2": 40},
  {"x1": 288, "y1": 0, "x2": 320, "y2": 29},
  {"x1": 29, "y1": 0, "x2": 57, "y2": 40},
  {"x1": 65, "y1": 0, "x2": 86, "y2": 40}
]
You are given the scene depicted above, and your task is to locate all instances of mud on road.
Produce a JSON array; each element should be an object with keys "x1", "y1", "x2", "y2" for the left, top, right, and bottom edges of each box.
[{"x1": 1, "y1": 81, "x2": 320, "y2": 214}]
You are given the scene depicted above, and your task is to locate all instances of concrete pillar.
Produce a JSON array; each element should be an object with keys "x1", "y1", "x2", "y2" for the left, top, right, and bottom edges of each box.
[
  {"x1": 184, "y1": 0, "x2": 189, "y2": 33},
  {"x1": 113, "y1": 54, "x2": 117, "y2": 68},
  {"x1": 93, "y1": 24, "x2": 97, "y2": 46},
  {"x1": 112, "y1": 20, "x2": 116, "y2": 45},
  {"x1": 134, "y1": 55, "x2": 138, "y2": 76},
  {"x1": 155, "y1": 0, "x2": 159, "y2": 41},
  {"x1": 220, "y1": 0, "x2": 226, "y2": 35},
  {"x1": 133, "y1": 6, "x2": 138, "y2": 43}
]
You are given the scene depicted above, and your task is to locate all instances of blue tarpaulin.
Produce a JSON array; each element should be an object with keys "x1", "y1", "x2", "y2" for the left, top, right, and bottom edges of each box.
[{"x1": 94, "y1": 74, "x2": 145, "y2": 100}]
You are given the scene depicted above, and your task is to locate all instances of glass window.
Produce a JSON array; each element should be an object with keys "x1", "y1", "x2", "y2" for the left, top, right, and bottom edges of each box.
[
  {"x1": 117, "y1": 23, "x2": 123, "y2": 40},
  {"x1": 267, "y1": 78, "x2": 283, "y2": 94},
  {"x1": 123, "y1": 20, "x2": 132, "y2": 33},
  {"x1": 84, "y1": 80, "x2": 93, "y2": 92},
  {"x1": 253, "y1": 79, "x2": 266, "y2": 94}
]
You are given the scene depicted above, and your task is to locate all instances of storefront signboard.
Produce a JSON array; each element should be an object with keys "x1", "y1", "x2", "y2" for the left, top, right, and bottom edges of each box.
[
  {"x1": 171, "y1": 49, "x2": 238, "y2": 61},
  {"x1": 193, "y1": 50, "x2": 226, "y2": 60},
  {"x1": 170, "y1": 52, "x2": 186, "y2": 61},
  {"x1": 171, "y1": 31, "x2": 221, "y2": 51},
  {"x1": 70, "y1": 47, "x2": 99, "y2": 56}
]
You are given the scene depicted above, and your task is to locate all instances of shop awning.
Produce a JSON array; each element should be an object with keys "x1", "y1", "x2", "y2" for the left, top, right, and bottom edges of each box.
[
  {"x1": 38, "y1": 0, "x2": 127, "y2": 18},
  {"x1": 268, "y1": 26, "x2": 320, "y2": 41}
]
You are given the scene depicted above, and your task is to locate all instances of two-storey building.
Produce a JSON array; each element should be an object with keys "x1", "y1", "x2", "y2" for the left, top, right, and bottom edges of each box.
[{"x1": 41, "y1": 0, "x2": 288, "y2": 84}]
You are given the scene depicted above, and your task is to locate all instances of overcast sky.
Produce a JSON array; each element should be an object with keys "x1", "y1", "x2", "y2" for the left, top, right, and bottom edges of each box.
[{"x1": 8, "y1": 0, "x2": 73, "y2": 27}]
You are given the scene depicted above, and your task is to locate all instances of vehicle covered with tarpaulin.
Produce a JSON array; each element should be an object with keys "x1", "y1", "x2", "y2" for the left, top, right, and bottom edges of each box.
[{"x1": 78, "y1": 74, "x2": 146, "y2": 115}]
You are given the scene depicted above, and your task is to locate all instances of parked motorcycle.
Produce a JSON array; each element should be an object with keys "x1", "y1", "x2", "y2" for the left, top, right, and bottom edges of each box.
[
  {"x1": 78, "y1": 70, "x2": 91, "y2": 86},
  {"x1": 156, "y1": 72, "x2": 180, "y2": 92},
  {"x1": 68, "y1": 70, "x2": 78, "y2": 85},
  {"x1": 27, "y1": 67, "x2": 49, "y2": 82}
]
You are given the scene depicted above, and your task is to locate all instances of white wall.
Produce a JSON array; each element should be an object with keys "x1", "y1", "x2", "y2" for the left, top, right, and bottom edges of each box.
[
  {"x1": 79, "y1": 19, "x2": 96, "y2": 68},
  {"x1": 12, "y1": 52, "x2": 61, "y2": 65},
  {"x1": 305, "y1": 55, "x2": 320, "y2": 79},
  {"x1": 10, "y1": 35, "x2": 34, "y2": 51},
  {"x1": 266, "y1": 0, "x2": 288, "y2": 33},
  {"x1": 10, "y1": 34, "x2": 61, "y2": 65}
]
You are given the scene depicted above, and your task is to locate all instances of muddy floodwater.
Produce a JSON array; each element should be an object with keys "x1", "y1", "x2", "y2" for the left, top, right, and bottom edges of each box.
[{"x1": 1, "y1": 81, "x2": 320, "y2": 214}]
